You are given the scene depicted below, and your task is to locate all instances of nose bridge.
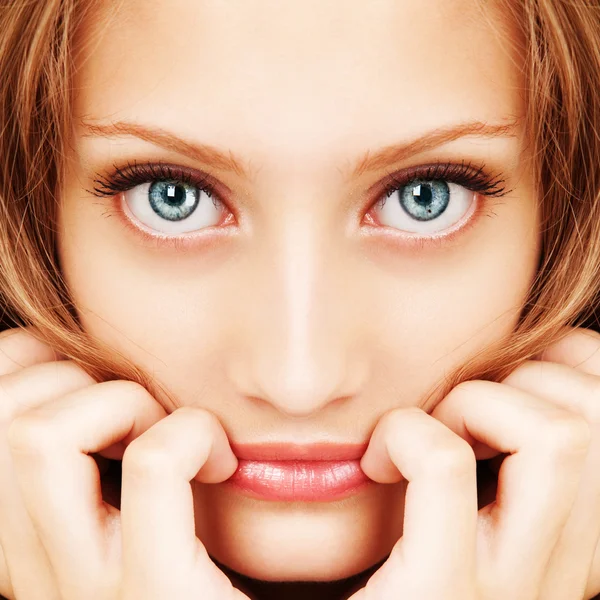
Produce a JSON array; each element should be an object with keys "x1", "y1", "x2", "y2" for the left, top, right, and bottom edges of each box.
[{"x1": 238, "y1": 215, "x2": 363, "y2": 418}]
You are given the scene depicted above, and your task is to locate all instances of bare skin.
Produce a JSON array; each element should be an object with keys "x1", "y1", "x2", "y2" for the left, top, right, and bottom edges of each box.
[{"x1": 54, "y1": 0, "x2": 544, "y2": 596}]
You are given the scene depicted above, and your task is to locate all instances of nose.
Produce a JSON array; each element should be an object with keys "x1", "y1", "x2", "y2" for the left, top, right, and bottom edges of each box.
[{"x1": 229, "y1": 215, "x2": 368, "y2": 419}]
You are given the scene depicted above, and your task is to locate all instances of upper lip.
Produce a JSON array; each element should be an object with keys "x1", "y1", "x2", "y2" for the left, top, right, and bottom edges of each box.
[{"x1": 229, "y1": 441, "x2": 369, "y2": 461}]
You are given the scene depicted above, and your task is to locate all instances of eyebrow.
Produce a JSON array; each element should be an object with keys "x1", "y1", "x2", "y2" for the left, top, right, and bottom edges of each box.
[{"x1": 81, "y1": 118, "x2": 519, "y2": 181}]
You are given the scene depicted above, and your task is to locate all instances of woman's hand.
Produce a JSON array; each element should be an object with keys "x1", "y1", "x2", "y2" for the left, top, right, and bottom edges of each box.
[
  {"x1": 499, "y1": 327, "x2": 600, "y2": 600},
  {"x1": 0, "y1": 326, "x2": 93, "y2": 600},
  {"x1": 0, "y1": 326, "x2": 252, "y2": 600},
  {"x1": 352, "y1": 326, "x2": 600, "y2": 600}
]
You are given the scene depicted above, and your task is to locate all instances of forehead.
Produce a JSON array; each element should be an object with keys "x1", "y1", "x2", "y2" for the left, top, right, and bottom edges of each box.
[{"x1": 73, "y1": 0, "x2": 522, "y2": 178}]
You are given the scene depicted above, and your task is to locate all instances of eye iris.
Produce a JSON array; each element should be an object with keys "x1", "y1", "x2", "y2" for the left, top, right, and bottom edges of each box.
[
  {"x1": 399, "y1": 180, "x2": 450, "y2": 221},
  {"x1": 148, "y1": 180, "x2": 200, "y2": 221}
]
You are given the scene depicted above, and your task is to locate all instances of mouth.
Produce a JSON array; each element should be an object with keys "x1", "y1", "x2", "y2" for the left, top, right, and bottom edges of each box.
[{"x1": 224, "y1": 442, "x2": 373, "y2": 502}]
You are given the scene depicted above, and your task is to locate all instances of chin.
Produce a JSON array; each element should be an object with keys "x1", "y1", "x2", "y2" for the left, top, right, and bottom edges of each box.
[{"x1": 193, "y1": 480, "x2": 406, "y2": 582}]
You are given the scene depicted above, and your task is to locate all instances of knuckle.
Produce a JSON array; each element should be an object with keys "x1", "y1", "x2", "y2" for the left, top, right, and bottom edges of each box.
[
  {"x1": 55, "y1": 360, "x2": 97, "y2": 385},
  {"x1": 101, "y1": 379, "x2": 146, "y2": 397},
  {"x1": 0, "y1": 329, "x2": 27, "y2": 377},
  {"x1": 540, "y1": 414, "x2": 592, "y2": 456},
  {"x1": 178, "y1": 405, "x2": 217, "y2": 428},
  {"x1": 582, "y1": 375, "x2": 600, "y2": 423},
  {"x1": 427, "y1": 440, "x2": 477, "y2": 479},
  {"x1": 104, "y1": 379, "x2": 155, "y2": 407},
  {"x1": 544, "y1": 328, "x2": 600, "y2": 374},
  {"x1": 573, "y1": 327, "x2": 600, "y2": 344},
  {"x1": 0, "y1": 386, "x2": 17, "y2": 426},
  {"x1": 572, "y1": 328, "x2": 600, "y2": 374},
  {"x1": 381, "y1": 407, "x2": 422, "y2": 430},
  {"x1": 445, "y1": 380, "x2": 496, "y2": 406},
  {"x1": 0, "y1": 327, "x2": 55, "y2": 376},
  {"x1": 7, "y1": 413, "x2": 58, "y2": 456},
  {"x1": 0, "y1": 360, "x2": 95, "y2": 427},
  {"x1": 451, "y1": 379, "x2": 489, "y2": 396},
  {"x1": 0, "y1": 327, "x2": 27, "y2": 345},
  {"x1": 122, "y1": 440, "x2": 170, "y2": 480},
  {"x1": 378, "y1": 407, "x2": 426, "y2": 441},
  {"x1": 377, "y1": 407, "x2": 477, "y2": 480}
]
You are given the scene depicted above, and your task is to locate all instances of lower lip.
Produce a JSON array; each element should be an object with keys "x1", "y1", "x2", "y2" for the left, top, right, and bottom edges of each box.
[{"x1": 224, "y1": 459, "x2": 371, "y2": 502}]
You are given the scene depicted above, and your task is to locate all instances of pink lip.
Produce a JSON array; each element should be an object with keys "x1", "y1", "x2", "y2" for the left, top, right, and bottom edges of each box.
[
  {"x1": 229, "y1": 441, "x2": 369, "y2": 461},
  {"x1": 225, "y1": 442, "x2": 372, "y2": 502}
]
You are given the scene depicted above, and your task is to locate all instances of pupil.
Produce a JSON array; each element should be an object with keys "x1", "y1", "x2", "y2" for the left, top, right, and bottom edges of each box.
[
  {"x1": 164, "y1": 183, "x2": 185, "y2": 205},
  {"x1": 412, "y1": 183, "x2": 433, "y2": 207}
]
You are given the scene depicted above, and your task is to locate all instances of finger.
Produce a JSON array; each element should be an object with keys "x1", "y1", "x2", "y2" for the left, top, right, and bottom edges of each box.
[
  {"x1": 501, "y1": 359, "x2": 600, "y2": 599},
  {"x1": 0, "y1": 357, "x2": 114, "y2": 464},
  {"x1": 0, "y1": 359, "x2": 96, "y2": 419},
  {"x1": 7, "y1": 380, "x2": 167, "y2": 600},
  {"x1": 431, "y1": 380, "x2": 591, "y2": 597},
  {"x1": 360, "y1": 408, "x2": 478, "y2": 593},
  {"x1": 484, "y1": 328, "x2": 600, "y2": 469},
  {"x1": 535, "y1": 326, "x2": 600, "y2": 377},
  {"x1": 0, "y1": 327, "x2": 67, "y2": 376},
  {"x1": 501, "y1": 359, "x2": 600, "y2": 430},
  {"x1": 0, "y1": 360, "x2": 96, "y2": 600},
  {"x1": 120, "y1": 407, "x2": 238, "y2": 597},
  {"x1": 0, "y1": 328, "x2": 76, "y2": 599}
]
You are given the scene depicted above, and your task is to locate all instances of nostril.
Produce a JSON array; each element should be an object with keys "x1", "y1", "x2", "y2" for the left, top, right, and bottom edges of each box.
[
  {"x1": 229, "y1": 352, "x2": 369, "y2": 419},
  {"x1": 245, "y1": 391, "x2": 354, "y2": 419}
]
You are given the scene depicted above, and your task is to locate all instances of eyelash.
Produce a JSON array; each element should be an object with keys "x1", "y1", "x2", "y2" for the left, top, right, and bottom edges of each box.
[
  {"x1": 370, "y1": 160, "x2": 509, "y2": 249},
  {"x1": 89, "y1": 159, "x2": 510, "y2": 252},
  {"x1": 89, "y1": 161, "x2": 227, "y2": 251}
]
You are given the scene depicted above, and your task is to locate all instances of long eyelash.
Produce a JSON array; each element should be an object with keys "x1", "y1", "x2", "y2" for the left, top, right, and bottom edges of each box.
[
  {"x1": 378, "y1": 159, "x2": 510, "y2": 207},
  {"x1": 87, "y1": 158, "x2": 508, "y2": 253},
  {"x1": 90, "y1": 158, "x2": 508, "y2": 207},
  {"x1": 88, "y1": 159, "x2": 218, "y2": 201}
]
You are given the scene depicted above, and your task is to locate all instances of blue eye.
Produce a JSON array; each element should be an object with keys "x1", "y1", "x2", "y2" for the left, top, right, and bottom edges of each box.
[
  {"x1": 89, "y1": 161, "x2": 227, "y2": 236},
  {"x1": 399, "y1": 180, "x2": 450, "y2": 221},
  {"x1": 120, "y1": 179, "x2": 224, "y2": 234},
  {"x1": 148, "y1": 180, "x2": 200, "y2": 222},
  {"x1": 375, "y1": 178, "x2": 474, "y2": 234}
]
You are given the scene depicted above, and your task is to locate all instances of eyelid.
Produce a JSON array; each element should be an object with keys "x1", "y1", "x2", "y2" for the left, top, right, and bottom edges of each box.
[
  {"x1": 89, "y1": 159, "x2": 239, "y2": 218},
  {"x1": 369, "y1": 160, "x2": 509, "y2": 202}
]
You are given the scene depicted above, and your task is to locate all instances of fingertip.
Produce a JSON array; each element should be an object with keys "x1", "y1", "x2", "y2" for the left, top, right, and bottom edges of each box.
[
  {"x1": 192, "y1": 411, "x2": 239, "y2": 483},
  {"x1": 360, "y1": 445, "x2": 405, "y2": 484},
  {"x1": 196, "y1": 441, "x2": 239, "y2": 483},
  {"x1": 192, "y1": 454, "x2": 238, "y2": 484}
]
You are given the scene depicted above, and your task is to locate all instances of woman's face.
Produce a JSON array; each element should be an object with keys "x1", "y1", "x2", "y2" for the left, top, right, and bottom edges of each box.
[{"x1": 59, "y1": 0, "x2": 539, "y2": 583}]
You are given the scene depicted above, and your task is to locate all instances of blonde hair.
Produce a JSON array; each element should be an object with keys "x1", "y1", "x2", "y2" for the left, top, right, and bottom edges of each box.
[{"x1": 0, "y1": 0, "x2": 599, "y2": 408}]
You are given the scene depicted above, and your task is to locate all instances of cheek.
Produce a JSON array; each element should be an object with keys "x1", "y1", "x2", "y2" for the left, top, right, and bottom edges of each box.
[
  {"x1": 57, "y1": 212, "x2": 236, "y2": 377},
  {"x1": 364, "y1": 208, "x2": 540, "y2": 396}
]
